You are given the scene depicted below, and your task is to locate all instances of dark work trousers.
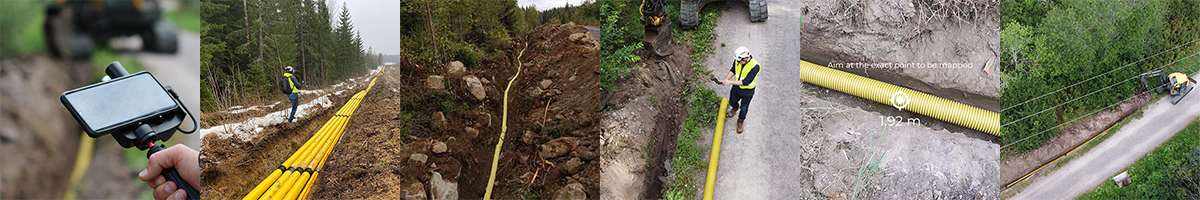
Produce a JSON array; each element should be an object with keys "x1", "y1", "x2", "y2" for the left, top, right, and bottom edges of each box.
[
  {"x1": 288, "y1": 93, "x2": 299, "y2": 123},
  {"x1": 729, "y1": 87, "x2": 754, "y2": 120}
]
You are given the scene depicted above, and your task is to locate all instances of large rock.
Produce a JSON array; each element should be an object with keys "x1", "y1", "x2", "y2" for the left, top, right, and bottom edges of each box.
[
  {"x1": 432, "y1": 141, "x2": 448, "y2": 154},
  {"x1": 409, "y1": 153, "x2": 428, "y2": 165},
  {"x1": 426, "y1": 75, "x2": 445, "y2": 90},
  {"x1": 540, "y1": 79, "x2": 553, "y2": 89},
  {"x1": 464, "y1": 127, "x2": 480, "y2": 139},
  {"x1": 561, "y1": 157, "x2": 584, "y2": 174},
  {"x1": 447, "y1": 61, "x2": 465, "y2": 75},
  {"x1": 464, "y1": 75, "x2": 486, "y2": 100},
  {"x1": 401, "y1": 181, "x2": 427, "y2": 200},
  {"x1": 431, "y1": 112, "x2": 447, "y2": 131},
  {"x1": 552, "y1": 182, "x2": 587, "y2": 200},
  {"x1": 430, "y1": 172, "x2": 459, "y2": 200},
  {"x1": 539, "y1": 137, "x2": 576, "y2": 158},
  {"x1": 569, "y1": 33, "x2": 587, "y2": 42}
]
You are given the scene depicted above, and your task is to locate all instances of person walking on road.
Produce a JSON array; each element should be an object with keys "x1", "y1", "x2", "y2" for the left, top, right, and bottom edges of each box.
[
  {"x1": 721, "y1": 46, "x2": 760, "y2": 134},
  {"x1": 285, "y1": 66, "x2": 302, "y2": 123}
]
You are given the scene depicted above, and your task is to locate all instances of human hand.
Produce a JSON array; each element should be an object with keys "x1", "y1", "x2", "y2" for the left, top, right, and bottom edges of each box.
[{"x1": 138, "y1": 145, "x2": 201, "y2": 200}]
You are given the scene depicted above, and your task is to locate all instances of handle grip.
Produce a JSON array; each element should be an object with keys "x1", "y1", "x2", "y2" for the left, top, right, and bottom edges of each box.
[{"x1": 148, "y1": 145, "x2": 199, "y2": 200}]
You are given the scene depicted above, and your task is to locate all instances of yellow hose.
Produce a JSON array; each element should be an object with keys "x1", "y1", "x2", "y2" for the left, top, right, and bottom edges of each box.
[
  {"x1": 702, "y1": 98, "x2": 729, "y2": 200},
  {"x1": 485, "y1": 42, "x2": 530, "y2": 200},
  {"x1": 244, "y1": 70, "x2": 381, "y2": 200},
  {"x1": 63, "y1": 132, "x2": 94, "y2": 200},
  {"x1": 797, "y1": 61, "x2": 1001, "y2": 136}
]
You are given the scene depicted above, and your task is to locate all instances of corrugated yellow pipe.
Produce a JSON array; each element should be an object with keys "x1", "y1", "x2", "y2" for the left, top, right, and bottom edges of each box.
[
  {"x1": 797, "y1": 61, "x2": 1001, "y2": 136},
  {"x1": 702, "y1": 98, "x2": 729, "y2": 200},
  {"x1": 244, "y1": 76, "x2": 380, "y2": 200}
]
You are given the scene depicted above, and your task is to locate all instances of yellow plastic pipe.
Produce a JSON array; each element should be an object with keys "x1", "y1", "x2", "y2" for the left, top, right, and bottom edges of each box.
[
  {"x1": 702, "y1": 98, "x2": 729, "y2": 200},
  {"x1": 245, "y1": 75, "x2": 379, "y2": 200},
  {"x1": 797, "y1": 61, "x2": 1001, "y2": 136}
]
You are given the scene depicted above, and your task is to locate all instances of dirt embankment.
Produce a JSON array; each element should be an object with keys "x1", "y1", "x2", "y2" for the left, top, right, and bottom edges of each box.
[
  {"x1": 200, "y1": 23, "x2": 603, "y2": 199},
  {"x1": 797, "y1": 0, "x2": 1002, "y2": 110},
  {"x1": 599, "y1": 44, "x2": 694, "y2": 199}
]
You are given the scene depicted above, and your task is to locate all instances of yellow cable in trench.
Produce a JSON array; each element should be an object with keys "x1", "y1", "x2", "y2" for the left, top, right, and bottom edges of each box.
[
  {"x1": 702, "y1": 98, "x2": 729, "y2": 200},
  {"x1": 63, "y1": 132, "x2": 94, "y2": 200},
  {"x1": 244, "y1": 70, "x2": 381, "y2": 200},
  {"x1": 484, "y1": 42, "x2": 529, "y2": 200}
]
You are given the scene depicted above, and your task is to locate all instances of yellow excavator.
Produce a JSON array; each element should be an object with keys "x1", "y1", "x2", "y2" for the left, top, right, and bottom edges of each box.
[
  {"x1": 1141, "y1": 70, "x2": 1196, "y2": 104},
  {"x1": 641, "y1": 0, "x2": 768, "y2": 56},
  {"x1": 641, "y1": 0, "x2": 673, "y2": 56}
]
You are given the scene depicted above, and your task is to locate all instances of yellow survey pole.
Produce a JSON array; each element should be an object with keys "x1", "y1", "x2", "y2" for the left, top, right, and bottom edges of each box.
[{"x1": 702, "y1": 98, "x2": 729, "y2": 200}]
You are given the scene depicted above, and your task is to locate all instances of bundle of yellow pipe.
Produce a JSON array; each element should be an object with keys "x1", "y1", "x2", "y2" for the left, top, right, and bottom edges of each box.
[
  {"x1": 243, "y1": 75, "x2": 380, "y2": 200},
  {"x1": 797, "y1": 61, "x2": 1001, "y2": 136}
]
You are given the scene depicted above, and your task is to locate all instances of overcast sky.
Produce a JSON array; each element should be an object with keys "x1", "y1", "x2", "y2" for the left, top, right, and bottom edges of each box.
[
  {"x1": 328, "y1": 0, "x2": 401, "y2": 55},
  {"x1": 518, "y1": 0, "x2": 589, "y2": 11},
  {"x1": 325, "y1": 0, "x2": 586, "y2": 55}
]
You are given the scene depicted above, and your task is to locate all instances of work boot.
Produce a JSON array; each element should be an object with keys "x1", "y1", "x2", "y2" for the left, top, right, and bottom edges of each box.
[
  {"x1": 736, "y1": 119, "x2": 745, "y2": 134},
  {"x1": 728, "y1": 107, "x2": 738, "y2": 118}
]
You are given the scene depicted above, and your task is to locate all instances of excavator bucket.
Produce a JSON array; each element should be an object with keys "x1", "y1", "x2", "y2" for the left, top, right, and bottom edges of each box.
[{"x1": 643, "y1": 19, "x2": 674, "y2": 56}]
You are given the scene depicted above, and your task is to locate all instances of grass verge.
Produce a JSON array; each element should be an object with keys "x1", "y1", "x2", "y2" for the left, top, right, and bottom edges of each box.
[
  {"x1": 165, "y1": 10, "x2": 201, "y2": 33},
  {"x1": 662, "y1": 3, "x2": 723, "y2": 200}
]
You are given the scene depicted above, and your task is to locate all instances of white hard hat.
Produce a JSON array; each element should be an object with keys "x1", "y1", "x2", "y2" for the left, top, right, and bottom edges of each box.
[{"x1": 734, "y1": 46, "x2": 751, "y2": 60}]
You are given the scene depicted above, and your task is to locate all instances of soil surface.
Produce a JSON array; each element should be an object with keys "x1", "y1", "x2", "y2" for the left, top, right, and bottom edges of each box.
[
  {"x1": 1, "y1": 56, "x2": 143, "y2": 199},
  {"x1": 598, "y1": 44, "x2": 693, "y2": 199},
  {"x1": 795, "y1": 0, "x2": 1003, "y2": 103},
  {"x1": 199, "y1": 24, "x2": 603, "y2": 199}
]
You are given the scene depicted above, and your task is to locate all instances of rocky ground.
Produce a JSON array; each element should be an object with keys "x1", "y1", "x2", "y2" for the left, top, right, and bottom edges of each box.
[{"x1": 199, "y1": 23, "x2": 603, "y2": 199}]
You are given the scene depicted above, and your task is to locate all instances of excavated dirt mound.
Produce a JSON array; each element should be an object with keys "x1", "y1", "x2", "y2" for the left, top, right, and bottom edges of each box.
[
  {"x1": 470, "y1": 23, "x2": 604, "y2": 199},
  {"x1": 199, "y1": 24, "x2": 602, "y2": 199}
]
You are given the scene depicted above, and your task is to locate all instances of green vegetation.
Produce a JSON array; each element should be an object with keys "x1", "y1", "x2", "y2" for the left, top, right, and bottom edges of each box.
[
  {"x1": 598, "y1": 0, "x2": 723, "y2": 199},
  {"x1": 538, "y1": 0, "x2": 601, "y2": 26},
  {"x1": 0, "y1": 0, "x2": 46, "y2": 58},
  {"x1": 201, "y1": 0, "x2": 381, "y2": 111},
  {"x1": 599, "y1": 1, "x2": 643, "y2": 92},
  {"x1": 1079, "y1": 119, "x2": 1200, "y2": 199},
  {"x1": 665, "y1": 85, "x2": 720, "y2": 200},
  {"x1": 1000, "y1": 0, "x2": 1200, "y2": 153},
  {"x1": 165, "y1": 11, "x2": 201, "y2": 33}
]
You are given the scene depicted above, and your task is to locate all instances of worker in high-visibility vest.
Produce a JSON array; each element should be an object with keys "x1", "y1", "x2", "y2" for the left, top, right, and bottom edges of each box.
[
  {"x1": 285, "y1": 66, "x2": 303, "y2": 123},
  {"x1": 720, "y1": 46, "x2": 760, "y2": 134}
]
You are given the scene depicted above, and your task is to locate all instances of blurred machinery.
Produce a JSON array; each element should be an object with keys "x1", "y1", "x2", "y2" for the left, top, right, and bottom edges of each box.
[{"x1": 44, "y1": 0, "x2": 178, "y2": 60}]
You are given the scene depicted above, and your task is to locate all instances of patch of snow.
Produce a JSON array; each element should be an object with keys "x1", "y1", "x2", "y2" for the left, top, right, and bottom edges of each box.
[{"x1": 199, "y1": 94, "x2": 334, "y2": 142}]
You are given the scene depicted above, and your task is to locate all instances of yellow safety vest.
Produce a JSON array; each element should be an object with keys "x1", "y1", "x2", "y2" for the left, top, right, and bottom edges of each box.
[
  {"x1": 734, "y1": 58, "x2": 760, "y2": 89},
  {"x1": 285, "y1": 73, "x2": 299, "y2": 93}
]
